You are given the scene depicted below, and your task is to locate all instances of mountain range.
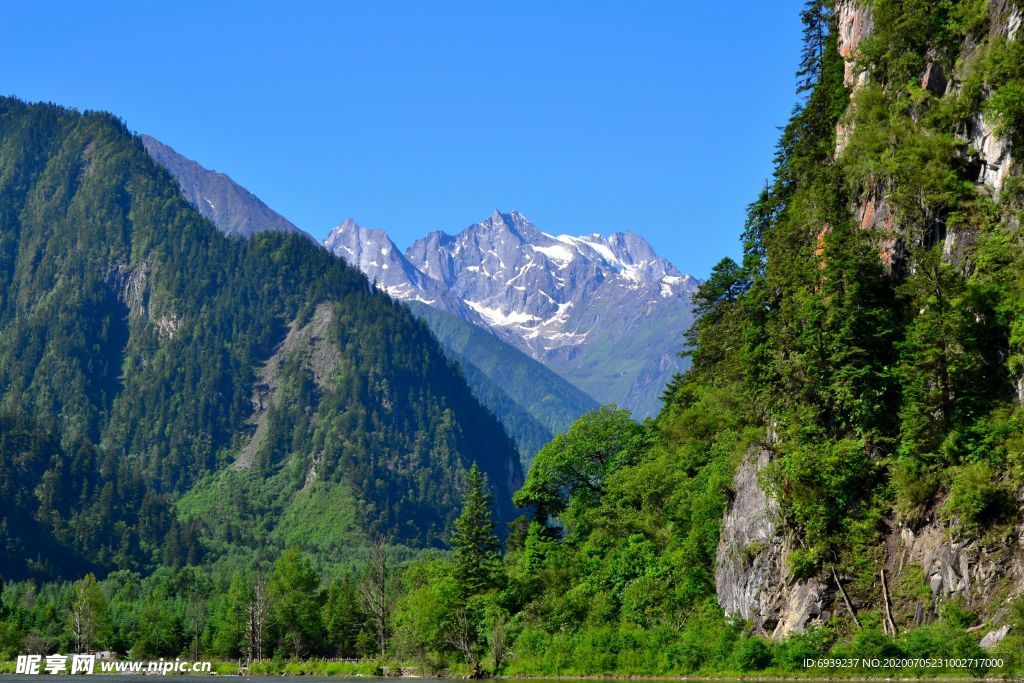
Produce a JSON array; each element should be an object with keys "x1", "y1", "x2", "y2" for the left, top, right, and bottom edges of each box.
[
  {"x1": 324, "y1": 211, "x2": 699, "y2": 418},
  {"x1": 142, "y1": 135, "x2": 697, "y2": 459},
  {"x1": 141, "y1": 144, "x2": 600, "y2": 462}
]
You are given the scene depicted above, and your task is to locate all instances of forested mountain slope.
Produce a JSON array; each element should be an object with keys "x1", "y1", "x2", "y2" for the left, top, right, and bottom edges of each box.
[
  {"x1": 0, "y1": 98, "x2": 522, "y2": 580},
  {"x1": 707, "y1": 0, "x2": 1024, "y2": 639},
  {"x1": 406, "y1": 301, "x2": 599, "y2": 465},
  {"x1": 144, "y1": 148, "x2": 597, "y2": 466}
]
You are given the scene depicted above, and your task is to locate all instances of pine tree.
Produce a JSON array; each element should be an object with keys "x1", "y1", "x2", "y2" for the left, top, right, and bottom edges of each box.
[
  {"x1": 797, "y1": 0, "x2": 830, "y2": 94},
  {"x1": 451, "y1": 464, "x2": 501, "y2": 596}
]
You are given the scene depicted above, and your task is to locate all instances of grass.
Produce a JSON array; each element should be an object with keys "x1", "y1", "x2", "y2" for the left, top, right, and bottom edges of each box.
[{"x1": 246, "y1": 659, "x2": 383, "y2": 676}]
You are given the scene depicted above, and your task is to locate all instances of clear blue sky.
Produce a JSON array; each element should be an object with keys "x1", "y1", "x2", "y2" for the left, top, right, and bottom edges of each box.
[{"x1": 2, "y1": 1, "x2": 804, "y2": 277}]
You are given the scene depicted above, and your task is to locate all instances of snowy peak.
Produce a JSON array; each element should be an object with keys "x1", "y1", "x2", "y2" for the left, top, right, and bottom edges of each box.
[
  {"x1": 324, "y1": 218, "x2": 402, "y2": 274},
  {"x1": 323, "y1": 218, "x2": 480, "y2": 319},
  {"x1": 324, "y1": 210, "x2": 699, "y2": 417},
  {"x1": 325, "y1": 217, "x2": 431, "y2": 298},
  {"x1": 552, "y1": 231, "x2": 684, "y2": 288},
  {"x1": 483, "y1": 209, "x2": 544, "y2": 241}
]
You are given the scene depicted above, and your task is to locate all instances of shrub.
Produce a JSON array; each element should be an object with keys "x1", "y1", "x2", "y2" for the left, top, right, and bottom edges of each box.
[
  {"x1": 941, "y1": 462, "x2": 1012, "y2": 533},
  {"x1": 732, "y1": 637, "x2": 772, "y2": 671}
]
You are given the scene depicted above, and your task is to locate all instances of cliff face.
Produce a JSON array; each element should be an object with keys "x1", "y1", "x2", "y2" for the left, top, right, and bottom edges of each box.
[
  {"x1": 715, "y1": 445, "x2": 832, "y2": 639},
  {"x1": 715, "y1": 0, "x2": 1024, "y2": 645}
]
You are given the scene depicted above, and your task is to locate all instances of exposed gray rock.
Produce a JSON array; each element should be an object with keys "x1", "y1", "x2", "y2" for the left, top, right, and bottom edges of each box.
[
  {"x1": 141, "y1": 135, "x2": 313, "y2": 240},
  {"x1": 405, "y1": 211, "x2": 698, "y2": 417},
  {"x1": 981, "y1": 624, "x2": 1011, "y2": 649},
  {"x1": 323, "y1": 218, "x2": 481, "y2": 323},
  {"x1": 890, "y1": 518, "x2": 1021, "y2": 612},
  {"x1": 990, "y1": 0, "x2": 1023, "y2": 40},
  {"x1": 968, "y1": 112, "x2": 1013, "y2": 190},
  {"x1": 236, "y1": 303, "x2": 340, "y2": 471},
  {"x1": 898, "y1": 525, "x2": 978, "y2": 598},
  {"x1": 715, "y1": 445, "x2": 831, "y2": 638}
]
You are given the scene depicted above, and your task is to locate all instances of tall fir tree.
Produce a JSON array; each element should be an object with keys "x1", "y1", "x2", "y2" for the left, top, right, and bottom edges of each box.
[{"x1": 451, "y1": 464, "x2": 502, "y2": 597}]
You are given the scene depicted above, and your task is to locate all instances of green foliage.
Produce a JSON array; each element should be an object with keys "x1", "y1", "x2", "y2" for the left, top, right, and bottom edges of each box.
[
  {"x1": 768, "y1": 437, "x2": 882, "y2": 563},
  {"x1": 210, "y1": 573, "x2": 249, "y2": 658},
  {"x1": 321, "y1": 575, "x2": 365, "y2": 658},
  {"x1": 942, "y1": 462, "x2": 1013, "y2": 534},
  {"x1": 68, "y1": 573, "x2": 110, "y2": 652},
  {"x1": 268, "y1": 549, "x2": 323, "y2": 658},
  {"x1": 732, "y1": 636, "x2": 772, "y2": 671},
  {"x1": 391, "y1": 558, "x2": 460, "y2": 670},
  {"x1": 8, "y1": 0, "x2": 1024, "y2": 676},
  {"x1": 0, "y1": 95, "x2": 523, "y2": 578},
  {"x1": 407, "y1": 301, "x2": 599, "y2": 465},
  {"x1": 450, "y1": 464, "x2": 502, "y2": 597},
  {"x1": 513, "y1": 406, "x2": 647, "y2": 525}
]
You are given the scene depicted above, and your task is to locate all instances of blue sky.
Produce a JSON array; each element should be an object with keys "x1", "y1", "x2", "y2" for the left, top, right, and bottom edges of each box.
[{"x1": 2, "y1": 1, "x2": 804, "y2": 277}]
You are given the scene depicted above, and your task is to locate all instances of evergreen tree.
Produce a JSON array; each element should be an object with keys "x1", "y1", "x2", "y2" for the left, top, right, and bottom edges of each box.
[
  {"x1": 322, "y1": 576, "x2": 363, "y2": 658},
  {"x1": 451, "y1": 464, "x2": 502, "y2": 597},
  {"x1": 211, "y1": 572, "x2": 250, "y2": 658}
]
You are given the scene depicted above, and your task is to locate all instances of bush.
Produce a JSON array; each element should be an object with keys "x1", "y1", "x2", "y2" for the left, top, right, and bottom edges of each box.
[
  {"x1": 939, "y1": 597, "x2": 978, "y2": 629},
  {"x1": 892, "y1": 457, "x2": 940, "y2": 518},
  {"x1": 942, "y1": 462, "x2": 1012, "y2": 533},
  {"x1": 732, "y1": 637, "x2": 772, "y2": 671},
  {"x1": 773, "y1": 627, "x2": 833, "y2": 671}
]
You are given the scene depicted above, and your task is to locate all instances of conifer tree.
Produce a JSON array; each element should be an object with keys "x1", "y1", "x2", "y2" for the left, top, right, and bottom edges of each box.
[{"x1": 451, "y1": 464, "x2": 501, "y2": 596}]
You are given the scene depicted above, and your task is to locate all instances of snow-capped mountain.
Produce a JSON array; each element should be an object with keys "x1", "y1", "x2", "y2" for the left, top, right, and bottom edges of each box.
[
  {"x1": 325, "y1": 210, "x2": 699, "y2": 417},
  {"x1": 323, "y1": 219, "x2": 484, "y2": 324}
]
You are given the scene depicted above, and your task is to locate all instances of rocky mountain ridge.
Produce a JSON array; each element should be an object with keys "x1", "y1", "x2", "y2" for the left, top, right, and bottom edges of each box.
[
  {"x1": 141, "y1": 135, "x2": 312, "y2": 239},
  {"x1": 324, "y1": 210, "x2": 699, "y2": 417}
]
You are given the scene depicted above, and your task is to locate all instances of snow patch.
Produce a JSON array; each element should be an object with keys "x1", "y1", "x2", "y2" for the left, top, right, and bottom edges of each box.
[
  {"x1": 531, "y1": 243, "x2": 576, "y2": 267},
  {"x1": 466, "y1": 300, "x2": 540, "y2": 327}
]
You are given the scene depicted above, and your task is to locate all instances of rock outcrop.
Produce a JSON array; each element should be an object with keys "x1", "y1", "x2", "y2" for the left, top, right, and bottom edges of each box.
[
  {"x1": 716, "y1": 445, "x2": 832, "y2": 638},
  {"x1": 236, "y1": 303, "x2": 339, "y2": 472},
  {"x1": 716, "y1": 449, "x2": 1024, "y2": 640},
  {"x1": 718, "y1": 0, "x2": 1024, "y2": 644},
  {"x1": 836, "y1": 0, "x2": 873, "y2": 89}
]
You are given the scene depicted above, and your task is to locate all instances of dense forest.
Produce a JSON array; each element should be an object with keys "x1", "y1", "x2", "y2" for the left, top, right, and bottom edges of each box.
[
  {"x1": 0, "y1": 96, "x2": 522, "y2": 579},
  {"x1": 6, "y1": 0, "x2": 1024, "y2": 676}
]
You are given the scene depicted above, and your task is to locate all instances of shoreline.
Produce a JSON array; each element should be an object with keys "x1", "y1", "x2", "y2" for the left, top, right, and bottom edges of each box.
[{"x1": 2, "y1": 661, "x2": 1016, "y2": 681}]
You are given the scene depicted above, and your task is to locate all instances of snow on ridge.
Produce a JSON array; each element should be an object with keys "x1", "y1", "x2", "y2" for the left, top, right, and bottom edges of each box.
[
  {"x1": 579, "y1": 238, "x2": 619, "y2": 265},
  {"x1": 466, "y1": 300, "x2": 540, "y2": 327},
  {"x1": 531, "y1": 243, "x2": 576, "y2": 266}
]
